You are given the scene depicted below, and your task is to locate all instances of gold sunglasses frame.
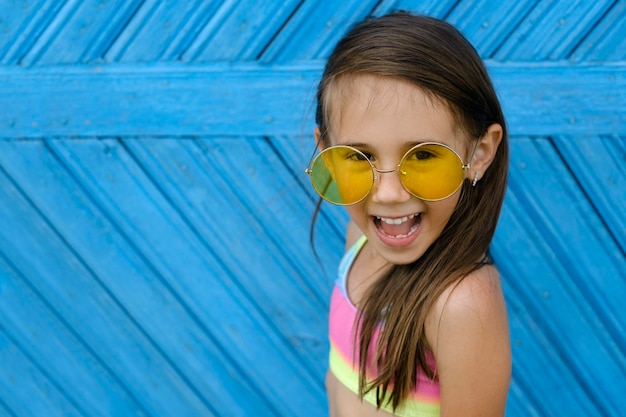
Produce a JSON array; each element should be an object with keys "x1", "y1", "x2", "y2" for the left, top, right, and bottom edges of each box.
[{"x1": 305, "y1": 139, "x2": 480, "y2": 205}]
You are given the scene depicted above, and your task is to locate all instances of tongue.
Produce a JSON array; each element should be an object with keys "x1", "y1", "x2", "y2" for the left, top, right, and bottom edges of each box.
[{"x1": 379, "y1": 217, "x2": 417, "y2": 237}]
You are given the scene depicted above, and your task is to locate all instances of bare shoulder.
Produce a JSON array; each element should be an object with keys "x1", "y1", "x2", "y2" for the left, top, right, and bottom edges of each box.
[
  {"x1": 428, "y1": 265, "x2": 508, "y2": 336},
  {"x1": 425, "y1": 265, "x2": 511, "y2": 417}
]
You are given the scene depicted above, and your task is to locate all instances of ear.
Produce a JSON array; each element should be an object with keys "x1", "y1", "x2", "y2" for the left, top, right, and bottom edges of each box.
[
  {"x1": 469, "y1": 123, "x2": 503, "y2": 181},
  {"x1": 314, "y1": 126, "x2": 324, "y2": 152}
]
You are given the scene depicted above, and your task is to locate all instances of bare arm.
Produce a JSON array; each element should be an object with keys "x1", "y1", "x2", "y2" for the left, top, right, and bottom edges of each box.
[{"x1": 425, "y1": 266, "x2": 511, "y2": 417}]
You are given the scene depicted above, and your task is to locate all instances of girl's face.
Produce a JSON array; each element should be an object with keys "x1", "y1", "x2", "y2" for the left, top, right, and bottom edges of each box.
[{"x1": 323, "y1": 75, "x2": 471, "y2": 265}]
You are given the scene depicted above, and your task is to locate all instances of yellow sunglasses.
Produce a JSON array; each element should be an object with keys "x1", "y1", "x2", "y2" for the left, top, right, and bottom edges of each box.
[{"x1": 305, "y1": 141, "x2": 478, "y2": 205}]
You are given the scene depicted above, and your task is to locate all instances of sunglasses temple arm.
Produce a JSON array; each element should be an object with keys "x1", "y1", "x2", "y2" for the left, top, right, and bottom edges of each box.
[
  {"x1": 304, "y1": 145, "x2": 319, "y2": 175},
  {"x1": 464, "y1": 137, "x2": 481, "y2": 170}
]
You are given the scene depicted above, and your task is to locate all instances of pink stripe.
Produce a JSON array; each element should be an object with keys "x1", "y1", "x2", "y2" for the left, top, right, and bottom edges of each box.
[{"x1": 329, "y1": 285, "x2": 441, "y2": 401}]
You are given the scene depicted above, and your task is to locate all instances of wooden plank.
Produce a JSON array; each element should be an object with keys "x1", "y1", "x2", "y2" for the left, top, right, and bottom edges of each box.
[
  {"x1": 0, "y1": 325, "x2": 83, "y2": 417},
  {"x1": 373, "y1": 0, "x2": 458, "y2": 18},
  {"x1": 104, "y1": 0, "x2": 224, "y2": 62},
  {"x1": 122, "y1": 137, "x2": 332, "y2": 376},
  {"x1": 21, "y1": 0, "x2": 145, "y2": 66},
  {"x1": 494, "y1": 0, "x2": 615, "y2": 60},
  {"x1": 492, "y1": 137, "x2": 626, "y2": 417},
  {"x1": 44, "y1": 137, "x2": 327, "y2": 415},
  {"x1": 446, "y1": 0, "x2": 540, "y2": 57},
  {"x1": 490, "y1": 62, "x2": 626, "y2": 136},
  {"x1": 0, "y1": 144, "x2": 223, "y2": 417},
  {"x1": 0, "y1": 63, "x2": 319, "y2": 137},
  {"x1": 2, "y1": 136, "x2": 309, "y2": 416},
  {"x1": 0, "y1": 62, "x2": 624, "y2": 138},
  {"x1": 259, "y1": 1, "x2": 380, "y2": 62},
  {"x1": 493, "y1": 193, "x2": 612, "y2": 417},
  {"x1": 552, "y1": 135, "x2": 626, "y2": 253},
  {"x1": 571, "y1": 1, "x2": 626, "y2": 61},
  {"x1": 0, "y1": 252, "x2": 148, "y2": 417},
  {"x1": 0, "y1": 140, "x2": 278, "y2": 416},
  {"x1": 504, "y1": 137, "x2": 626, "y2": 346},
  {"x1": 0, "y1": 136, "x2": 288, "y2": 416},
  {"x1": 183, "y1": 0, "x2": 302, "y2": 61},
  {"x1": 0, "y1": 0, "x2": 65, "y2": 64},
  {"x1": 270, "y1": 134, "x2": 350, "y2": 245}
]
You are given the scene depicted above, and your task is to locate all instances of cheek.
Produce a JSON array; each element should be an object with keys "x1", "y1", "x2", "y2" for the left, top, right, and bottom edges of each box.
[
  {"x1": 345, "y1": 204, "x2": 369, "y2": 228},
  {"x1": 425, "y1": 195, "x2": 460, "y2": 228}
]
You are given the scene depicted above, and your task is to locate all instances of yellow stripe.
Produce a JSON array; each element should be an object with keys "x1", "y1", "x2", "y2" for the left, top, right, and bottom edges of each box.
[{"x1": 329, "y1": 343, "x2": 440, "y2": 417}]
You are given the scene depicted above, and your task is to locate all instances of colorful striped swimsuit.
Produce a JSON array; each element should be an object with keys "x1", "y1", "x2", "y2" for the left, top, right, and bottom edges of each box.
[{"x1": 328, "y1": 236, "x2": 441, "y2": 417}]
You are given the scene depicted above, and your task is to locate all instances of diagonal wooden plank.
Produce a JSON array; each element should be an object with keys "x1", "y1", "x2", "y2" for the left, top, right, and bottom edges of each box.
[
  {"x1": 0, "y1": 0, "x2": 65, "y2": 64},
  {"x1": 0, "y1": 251, "x2": 149, "y2": 417},
  {"x1": 104, "y1": 0, "x2": 225, "y2": 62},
  {"x1": 21, "y1": 0, "x2": 144, "y2": 66},
  {"x1": 506, "y1": 138, "x2": 626, "y2": 348},
  {"x1": 506, "y1": 378, "x2": 543, "y2": 417},
  {"x1": 0, "y1": 324, "x2": 84, "y2": 417},
  {"x1": 492, "y1": 137, "x2": 626, "y2": 416},
  {"x1": 259, "y1": 1, "x2": 380, "y2": 63},
  {"x1": 494, "y1": 0, "x2": 615, "y2": 60},
  {"x1": 571, "y1": 0, "x2": 626, "y2": 61},
  {"x1": 373, "y1": 0, "x2": 458, "y2": 18},
  {"x1": 493, "y1": 190, "x2": 618, "y2": 417},
  {"x1": 270, "y1": 134, "x2": 350, "y2": 245},
  {"x1": 44, "y1": 137, "x2": 327, "y2": 415},
  {"x1": 0, "y1": 138, "x2": 294, "y2": 416},
  {"x1": 122, "y1": 137, "x2": 332, "y2": 378},
  {"x1": 0, "y1": 147, "x2": 218, "y2": 417},
  {"x1": 183, "y1": 0, "x2": 302, "y2": 62},
  {"x1": 552, "y1": 135, "x2": 626, "y2": 253},
  {"x1": 445, "y1": 0, "x2": 540, "y2": 57}
]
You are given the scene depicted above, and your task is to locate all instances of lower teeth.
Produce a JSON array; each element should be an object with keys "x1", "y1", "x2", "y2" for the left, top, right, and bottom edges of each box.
[
  {"x1": 377, "y1": 215, "x2": 420, "y2": 238},
  {"x1": 391, "y1": 223, "x2": 419, "y2": 238}
]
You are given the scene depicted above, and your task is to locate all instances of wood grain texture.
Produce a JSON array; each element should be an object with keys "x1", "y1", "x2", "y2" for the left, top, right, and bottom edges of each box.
[
  {"x1": 0, "y1": 62, "x2": 624, "y2": 138},
  {"x1": 0, "y1": 1, "x2": 624, "y2": 416}
]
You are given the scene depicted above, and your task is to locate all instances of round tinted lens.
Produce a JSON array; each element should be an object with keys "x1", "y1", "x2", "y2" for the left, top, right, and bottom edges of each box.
[
  {"x1": 310, "y1": 146, "x2": 374, "y2": 205},
  {"x1": 399, "y1": 143, "x2": 465, "y2": 200}
]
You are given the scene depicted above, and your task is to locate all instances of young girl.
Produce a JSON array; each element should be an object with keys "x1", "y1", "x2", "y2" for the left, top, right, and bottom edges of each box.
[{"x1": 305, "y1": 12, "x2": 511, "y2": 417}]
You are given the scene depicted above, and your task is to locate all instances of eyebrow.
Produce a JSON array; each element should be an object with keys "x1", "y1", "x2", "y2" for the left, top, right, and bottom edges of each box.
[{"x1": 337, "y1": 139, "x2": 430, "y2": 148}]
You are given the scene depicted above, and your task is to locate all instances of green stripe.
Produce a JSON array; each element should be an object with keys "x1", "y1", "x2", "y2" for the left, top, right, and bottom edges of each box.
[{"x1": 329, "y1": 344, "x2": 440, "y2": 417}]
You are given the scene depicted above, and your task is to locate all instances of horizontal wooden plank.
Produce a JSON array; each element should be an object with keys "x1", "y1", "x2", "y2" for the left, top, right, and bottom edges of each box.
[{"x1": 0, "y1": 62, "x2": 624, "y2": 138}]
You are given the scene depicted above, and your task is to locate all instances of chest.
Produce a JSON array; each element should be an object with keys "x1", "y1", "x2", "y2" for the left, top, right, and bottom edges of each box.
[{"x1": 344, "y1": 243, "x2": 390, "y2": 307}]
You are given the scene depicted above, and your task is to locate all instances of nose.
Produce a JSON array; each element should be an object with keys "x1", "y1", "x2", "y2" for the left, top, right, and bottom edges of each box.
[{"x1": 371, "y1": 168, "x2": 412, "y2": 204}]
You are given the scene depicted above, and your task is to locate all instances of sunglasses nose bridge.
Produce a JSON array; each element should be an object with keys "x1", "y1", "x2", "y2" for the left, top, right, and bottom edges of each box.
[
  {"x1": 372, "y1": 164, "x2": 400, "y2": 175},
  {"x1": 372, "y1": 165, "x2": 398, "y2": 184},
  {"x1": 371, "y1": 164, "x2": 405, "y2": 188}
]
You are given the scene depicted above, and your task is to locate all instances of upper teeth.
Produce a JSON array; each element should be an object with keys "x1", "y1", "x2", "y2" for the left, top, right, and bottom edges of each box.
[{"x1": 378, "y1": 214, "x2": 416, "y2": 225}]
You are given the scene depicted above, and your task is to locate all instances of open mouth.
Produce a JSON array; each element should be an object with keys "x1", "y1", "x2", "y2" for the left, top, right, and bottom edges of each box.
[{"x1": 373, "y1": 213, "x2": 422, "y2": 238}]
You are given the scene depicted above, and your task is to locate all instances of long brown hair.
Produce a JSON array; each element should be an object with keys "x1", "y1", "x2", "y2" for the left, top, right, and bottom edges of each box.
[{"x1": 314, "y1": 12, "x2": 509, "y2": 410}]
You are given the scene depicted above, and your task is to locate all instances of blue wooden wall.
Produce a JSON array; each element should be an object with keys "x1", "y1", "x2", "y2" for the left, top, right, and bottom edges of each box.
[{"x1": 0, "y1": 1, "x2": 624, "y2": 416}]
